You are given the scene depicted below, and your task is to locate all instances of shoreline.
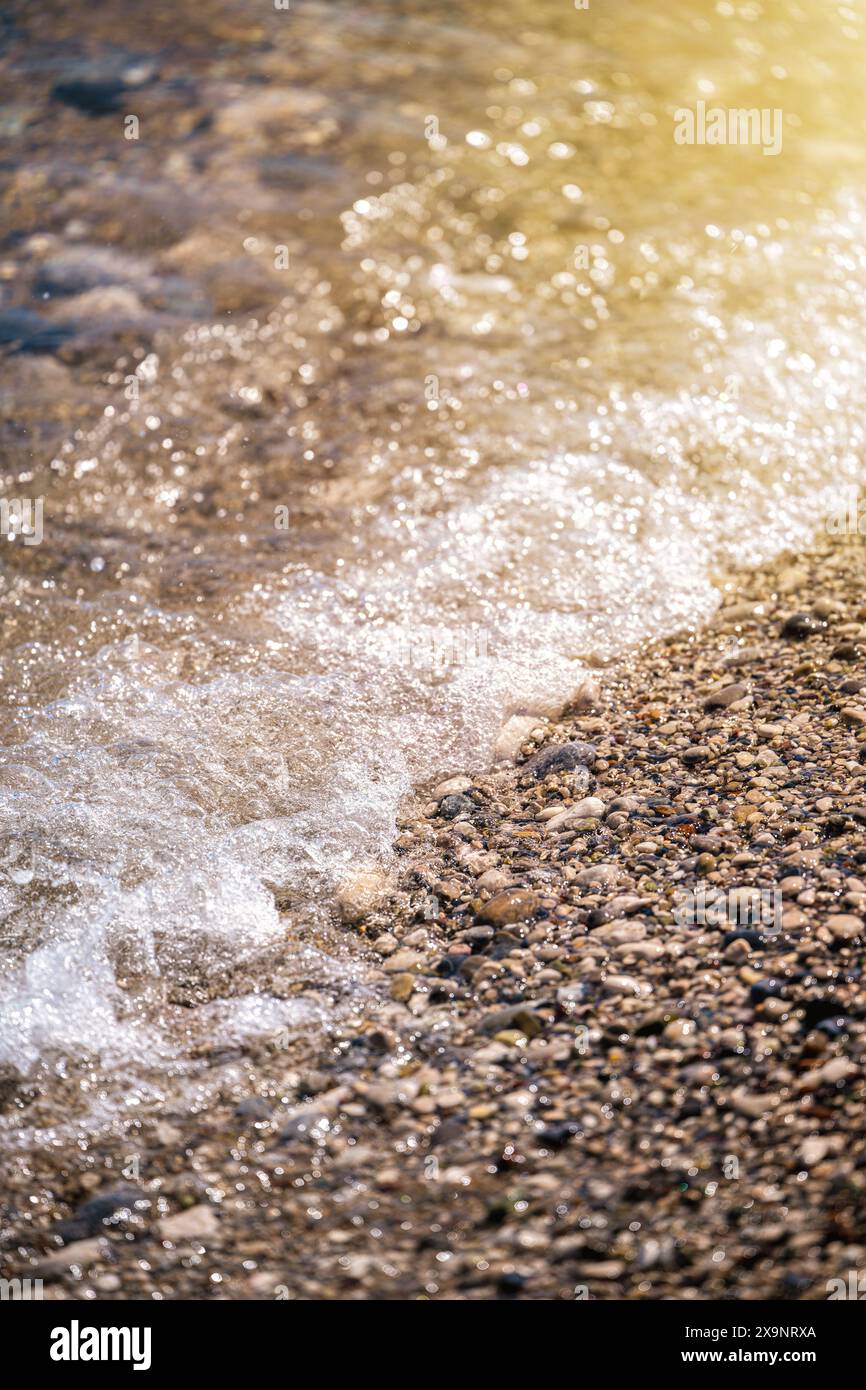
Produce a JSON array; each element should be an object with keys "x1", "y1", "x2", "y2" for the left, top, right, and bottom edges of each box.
[{"x1": 5, "y1": 532, "x2": 866, "y2": 1300}]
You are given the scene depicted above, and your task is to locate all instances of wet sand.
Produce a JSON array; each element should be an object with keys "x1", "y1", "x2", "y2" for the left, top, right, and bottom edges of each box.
[{"x1": 5, "y1": 533, "x2": 866, "y2": 1300}]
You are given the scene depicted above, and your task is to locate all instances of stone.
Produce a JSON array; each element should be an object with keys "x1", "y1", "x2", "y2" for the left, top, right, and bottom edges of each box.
[
  {"x1": 55, "y1": 1185, "x2": 148, "y2": 1242},
  {"x1": 0, "y1": 308, "x2": 77, "y2": 353},
  {"x1": 780, "y1": 613, "x2": 828, "y2": 639},
  {"x1": 439, "y1": 794, "x2": 475, "y2": 819},
  {"x1": 729, "y1": 1087, "x2": 779, "y2": 1118},
  {"x1": 480, "y1": 1005, "x2": 543, "y2": 1038},
  {"x1": 826, "y1": 914, "x2": 863, "y2": 941},
  {"x1": 544, "y1": 797, "x2": 606, "y2": 830},
  {"x1": 492, "y1": 715, "x2": 544, "y2": 763},
  {"x1": 682, "y1": 745, "x2": 711, "y2": 764},
  {"x1": 35, "y1": 1238, "x2": 110, "y2": 1279},
  {"x1": 521, "y1": 741, "x2": 597, "y2": 779},
  {"x1": 390, "y1": 973, "x2": 415, "y2": 1002},
  {"x1": 477, "y1": 890, "x2": 542, "y2": 926},
  {"x1": 159, "y1": 1205, "x2": 220, "y2": 1242},
  {"x1": 433, "y1": 775, "x2": 472, "y2": 799},
  {"x1": 704, "y1": 682, "x2": 750, "y2": 709},
  {"x1": 336, "y1": 868, "x2": 390, "y2": 924}
]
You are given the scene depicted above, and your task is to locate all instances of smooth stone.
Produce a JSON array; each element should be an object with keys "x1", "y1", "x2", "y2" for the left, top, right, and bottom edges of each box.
[
  {"x1": 479, "y1": 1005, "x2": 543, "y2": 1038},
  {"x1": 35, "y1": 1238, "x2": 110, "y2": 1278},
  {"x1": 477, "y1": 889, "x2": 542, "y2": 926},
  {"x1": 591, "y1": 921, "x2": 648, "y2": 945},
  {"x1": 750, "y1": 978, "x2": 786, "y2": 1003},
  {"x1": 682, "y1": 745, "x2": 711, "y2": 764},
  {"x1": 544, "y1": 796, "x2": 606, "y2": 830},
  {"x1": 433, "y1": 775, "x2": 472, "y2": 799},
  {"x1": 159, "y1": 1205, "x2": 220, "y2": 1242},
  {"x1": 55, "y1": 1185, "x2": 147, "y2": 1242},
  {"x1": 336, "y1": 868, "x2": 391, "y2": 924},
  {"x1": 826, "y1": 913, "x2": 863, "y2": 940},
  {"x1": 831, "y1": 643, "x2": 863, "y2": 662},
  {"x1": 704, "y1": 682, "x2": 749, "y2": 709},
  {"x1": 780, "y1": 613, "x2": 827, "y2": 639}
]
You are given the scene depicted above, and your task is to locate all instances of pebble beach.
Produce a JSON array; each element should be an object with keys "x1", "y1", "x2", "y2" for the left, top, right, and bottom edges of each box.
[{"x1": 5, "y1": 533, "x2": 866, "y2": 1301}]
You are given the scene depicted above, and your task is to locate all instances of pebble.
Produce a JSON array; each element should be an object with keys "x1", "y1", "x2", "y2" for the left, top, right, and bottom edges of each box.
[
  {"x1": 521, "y1": 741, "x2": 597, "y2": 779},
  {"x1": 477, "y1": 889, "x2": 542, "y2": 926},
  {"x1": 433, "y1": 775, "x2": 472, "y2": 799},
  {"x1": 780, "y1": 613, "x2": 828, "y2": 639},
  {"x1": 544, "y1": 796, "x2": 606, "y2": 830},
  {"x1": 493, "y1": 715, "x2": 545, "y2": 763},
  {"x1": 703, "y1": 682, "x2": 750, "y2": 709},
  {"x1": 159, "y1": 1205, "x2": 220, "y2": 1242},
  {"x1": 439, "y1": 793, "x2": 475, "y2": 819}
]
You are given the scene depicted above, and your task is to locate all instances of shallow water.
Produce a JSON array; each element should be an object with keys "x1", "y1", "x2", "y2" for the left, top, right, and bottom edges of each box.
[{"x1": 2, "y1": 0, "x2": 866, "y2": 1124}]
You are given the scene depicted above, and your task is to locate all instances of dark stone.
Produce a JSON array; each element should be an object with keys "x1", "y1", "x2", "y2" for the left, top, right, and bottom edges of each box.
[
  {"x1": 461, "y1": 925, "x2": 494, "y2": 946},
  {"x1": 234, "y1": 1097, "x2": 272, "y2": 1123},
  {"x1": 497, "y1": 1271, "x2": 527, "y2": 1294},
  {"x1": 749, "y1": 978, "x2": 786, "y2": 1004},
  {"x1": 0, "y1": 309, "x2": 77, "y2": 353},
  {"x1": 428, "y1": 1114, "x2": 467, "y2": 1150},
  {"x1": 55, "y1": 1185, "x2": 148, "y2": 1242},
  {"x1": 800, "y1": 998, "x2": 847, "y2": 1031},
  {"x1": 722, "y1": 928, "x2": 766, "y2": 950},
  {"x1": 536, "y1": 1121, "x2": 580, "y2": 1150},
  {"x1": 691, "y1": 835, "x2": 725, "y2": 854},
  {"x1": 588, "y1": 906, "x2": 616, "y2": 929},
  {"x1": 435, "y1": 953, "x2": 468, "y2": 977},
  {"x1": 780, "y1": 613, "x2": 827, "y2": 639},
  {"x1": 52, "y1": 59, "x2": 157, "y2": 116},
  {"x1": 521, "y1": 741, "x2": 597, "y2": 780},
  {"x1": 52, "y1": 77, "x2": 128, "y2": 114},
  {"x1": 832, "y1": 643, "x2": 863, "y2": 663},
  {"x1": 815, "y1": 1015, "x2": 849, "y2": 1038},
  {"x1": 439, "y1": 794, "x2": 475, "y2": 820}
]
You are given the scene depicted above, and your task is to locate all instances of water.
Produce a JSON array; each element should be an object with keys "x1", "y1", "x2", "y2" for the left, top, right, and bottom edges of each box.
[{"x1": 1, "y1": 0, "x2": 866, "y2": 1127}]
